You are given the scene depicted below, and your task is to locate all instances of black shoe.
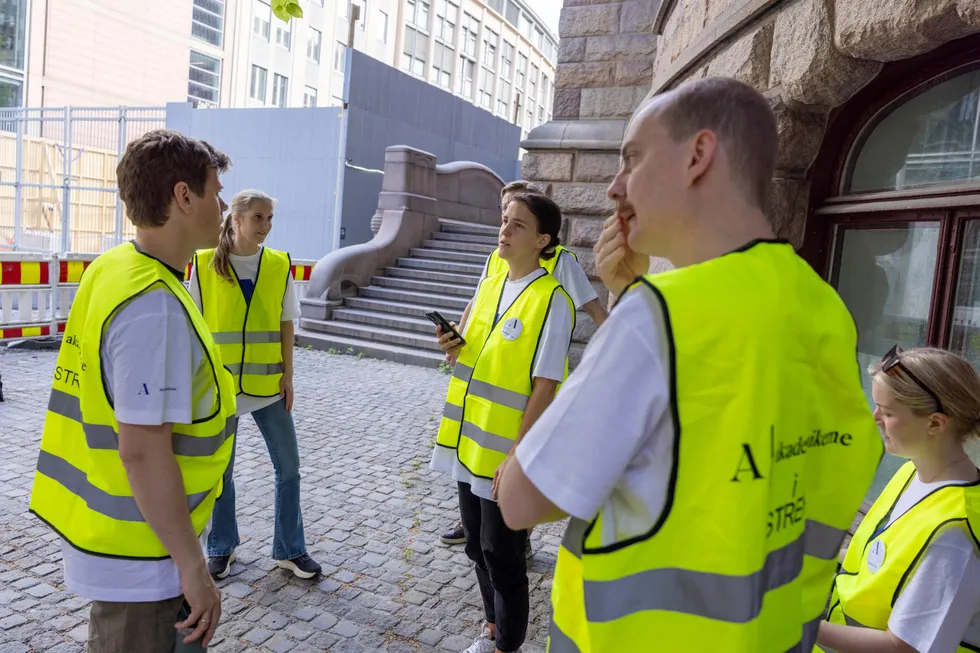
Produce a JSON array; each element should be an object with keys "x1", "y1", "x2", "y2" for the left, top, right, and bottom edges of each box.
[
  {"x1": 208, "y1": 552, "x2": 236, "y2": 580},
  {"x1": 440, "y1": 522, "x2": 466, "y2": 545},
  {"x1": 276, "y1": 553, "x2": 322, "y2": 579}
]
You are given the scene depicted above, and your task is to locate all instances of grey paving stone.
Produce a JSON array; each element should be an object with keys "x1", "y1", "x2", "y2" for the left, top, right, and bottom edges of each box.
[
  {"x1": 330, "y1": 620, "x2": 360, "y2": 638},
  {"x1": 243, "y1": 627, "x2": 274, "y2": 645}
]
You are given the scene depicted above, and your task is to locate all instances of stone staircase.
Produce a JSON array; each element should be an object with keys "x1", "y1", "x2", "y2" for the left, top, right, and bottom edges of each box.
[{"x1": 297, "y1": 219, "x2": 498, "y2": 367}]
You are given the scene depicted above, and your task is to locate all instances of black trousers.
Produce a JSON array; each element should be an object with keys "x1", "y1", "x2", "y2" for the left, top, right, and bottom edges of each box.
[{"x1": 458, "y1": 481, "x2": 529, "y2": 653}]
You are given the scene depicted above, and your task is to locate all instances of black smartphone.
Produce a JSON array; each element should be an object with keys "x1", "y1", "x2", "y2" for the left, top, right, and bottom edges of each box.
[{"x1": 425, "y1": 311, "x2": 466, "y2": 346}]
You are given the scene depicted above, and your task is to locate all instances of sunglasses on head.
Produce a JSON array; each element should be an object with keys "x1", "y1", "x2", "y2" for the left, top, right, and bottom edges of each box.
[{"x1": 881, "y1": 345, "x2": 944, "y2": 415}]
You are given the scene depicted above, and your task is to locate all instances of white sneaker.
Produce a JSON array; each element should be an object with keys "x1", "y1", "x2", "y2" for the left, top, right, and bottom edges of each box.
[{"x1": 461, "y1": 624, "x2": 497, "y2": 653}]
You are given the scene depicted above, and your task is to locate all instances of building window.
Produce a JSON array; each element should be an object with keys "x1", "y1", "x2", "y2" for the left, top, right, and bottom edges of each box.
[
  {"x1": 433, "y1": 42, "x2": 454, "y2": 88},
  {"x1": 459, "y1": 57, "x2": 474, "y2": 97},
  {"x1": 482, "y1": 28, "x2": 497, "y2": 71},
  {"x1": 188, "y1": 50, "x2": 221, "y2": 107},
  {"x1": 192, "y1": 0, "x2": 225, "y2": 47},
  {"x1": 460, "y1": 13, "x2": 478, "y2": 58},
  {"x1": 813, "y1": 64, "x2": 980, "y2": 498},
  {"x1": 529, "y1": 62, "x2": 538, "y2": 98},
  {"x1": 543, "y1": 39, "x2": 556, "y2": 63},
  {"x1": 478, "y1": 67, "x2": 493, "y2": 109},
  {"x1": 304, "y1": 86, "x2": 318, "y2": 107},
  {"x1": 406, "y1": 0, "x2": 429, "y2": 28},
  {"x1": 540, "y1": 72, "x2": 549, "y2": 105},
  {"x1": 516, "y1": 52, "x2": 527, "y2": 90},
  {"x1": 308, "y1": 27, "x2": 322, "y2": 62},
  {"x1": 272, "y1": 73, "x2": 289, "y2": 107},
  {"x1": 526, "y1": 103, "x2": 534, "y2": 129},
  {"x1": 500, "y1": 41, "x2": 514, "y2": 81},
  {"x1": 377, "y1": 9, "x2": 389, "y2": 42},
  {"x1": 497, "y1": 80, "x2": 511, "y2": 118},
  {"x1": 534, "y1": 27, "x2": 544, "y2": 50},
  {"x1": 519, "y1": 12, "x2": 532, "y2": 39},
  {"x1": 504, "y1": 0, "x2": 519, "y2": 26},
  {"x1": 334, "y1": 41, "x2": 347, "y2": 73},
  {"x1": 352, "y1": 0, "x2": 367, "y2": 29},
  {"x1": 487, "y1": 0, "x2": 503, "y2": 13},
  {"x1": 276, "y1": 18, "x2": 292, "y2": 49},
  {"x1": 250, "y1": 65, "x2": 268, "y2": 103},
  {"x1": 0, "y1": 0, "x2": 28, "y2": 73},
  {"x1": 402, "y1": 26, "x2": 428, "y2": 76},
  {"x1": 434, "y1": 0, "x2": 457, "y2": 42},
  {"x1": 253, "y1": 0, "x2": 271, "y2": 40}
]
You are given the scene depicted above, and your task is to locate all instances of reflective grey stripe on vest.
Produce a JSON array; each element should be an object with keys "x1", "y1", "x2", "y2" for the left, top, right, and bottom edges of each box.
[
  {"x1": 844, "y1": 614, "x2": 868, "y2": 628},
  {"x1": 212, "y1": 330, "x2": 281, "y2": 345},
  {"x1": 225, "y1": 362, "x2": 285, "y2": 376},
  {"x1": 47, "y1": 389, "x2": 235, "y2": 457},
  {"x1": 547, "y1": 618, "x2": 581, "y2": 653},
  {"x1": 796, "y1": 616, "x2": 822, "y2": 652},
  {"x1": 466, "y1": 379, "x2": 529, "y2": 411},
  {"x1": 36, "y1": 450, "x2": 212, "y2": 522},
  {"x1": 443, "y1": 402, "x2": 464, "y2": 422},
  {"x1": 453, "y1": 362, "x2": 473, "y2": 383},
  {"x1": 460, "y1": 421, "x2": 513, "y2": 455}
]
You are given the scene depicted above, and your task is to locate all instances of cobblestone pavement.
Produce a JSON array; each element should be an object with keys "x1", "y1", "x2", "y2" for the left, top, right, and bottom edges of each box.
[{"x1": 0, "y1": 347, "x2": 563, "y2": 653}]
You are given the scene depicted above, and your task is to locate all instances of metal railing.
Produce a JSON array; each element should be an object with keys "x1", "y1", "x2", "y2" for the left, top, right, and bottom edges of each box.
[
  {"x1": 0, "y1": 106, "x2": 167, "y2": 254},
  {"x1": 0, "y1": 252, "x2": 317, "y2": 342}
]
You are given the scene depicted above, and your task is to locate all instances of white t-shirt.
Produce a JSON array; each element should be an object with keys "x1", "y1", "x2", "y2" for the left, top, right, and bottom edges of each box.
[
  {"x1": 478, "y1": 249, "x2": 598, "y2": 310},
  {"x1": 886, "y1": 475, "x2": 980, "y2": 653},
  {"x1": 516, "y1": 287, "x2": 673, "y2": 544},
  {"x1": 188, "y1": 247, "x2": 300, "y2": 416},
  {"x1": 432, "y1": 268, "x2": 574, "y2": 501},
  {"x1": 61, "y1": 286, "x2": 212, "y2": 603}
]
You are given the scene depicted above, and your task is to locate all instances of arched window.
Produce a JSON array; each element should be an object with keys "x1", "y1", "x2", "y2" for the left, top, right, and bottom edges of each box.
[
  {"x1": 847, "y1": 66, "x2": 980, "y2": 194},
  {"x1": 811, "y1": 45, "x2": 980, "y2": 499}
]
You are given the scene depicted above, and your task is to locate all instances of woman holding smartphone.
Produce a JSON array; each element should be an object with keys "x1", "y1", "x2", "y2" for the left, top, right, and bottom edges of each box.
[
  {"x1": 431, "y1": 192, "x2": 574, "y2": 653},
  {"x1": 189, "y1": 189, "x2": 321, "y2": 581}
]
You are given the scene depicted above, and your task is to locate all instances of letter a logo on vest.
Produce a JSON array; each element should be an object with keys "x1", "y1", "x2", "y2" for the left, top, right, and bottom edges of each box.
[
  {"x1": 138, "y1": 383, "x2": 149, "y2": 396},
  {"x1": 731, "y1": 443, "x2": 764, "y2": 482}
]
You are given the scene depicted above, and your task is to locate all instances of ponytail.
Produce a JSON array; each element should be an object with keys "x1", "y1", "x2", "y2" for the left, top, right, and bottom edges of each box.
[{"x1": 211, "y1": 214, "x2": 236, "y2": 283}]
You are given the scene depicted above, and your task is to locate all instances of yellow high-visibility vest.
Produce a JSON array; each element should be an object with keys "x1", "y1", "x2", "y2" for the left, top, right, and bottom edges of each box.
[
  {"x1": 485, "y1": 245, "x2": 576, "y2": 280},
  {"x1": 549, "y1": 240, "x2": 883, "y2": 653},
  {"x1": 29, "y1": 242, "x2": 237, "y2": 559},
  {"x1": 824, "y1": 461, "x2": 980, "y2": 652},
  {"x1": 437, "y1": 270, "x2": 574, "y2": 478},
  {"x1": 194, "y1": 247, "x2": 291, "y2": 398}
]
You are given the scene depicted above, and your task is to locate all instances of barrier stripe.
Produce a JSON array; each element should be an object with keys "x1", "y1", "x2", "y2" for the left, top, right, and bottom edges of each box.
[
  {"x1": 58, "y1": 260, "x2": 91, "y2": 283},
  {"x1": 0, "y1": 323, "x2": 66, "y2": 339},
  {"x1": 2, "y1": 261, "x2": 51, "y2": 285},
  {"x1": 290, "y1": 264, "x2": 312, "y2": 281}
]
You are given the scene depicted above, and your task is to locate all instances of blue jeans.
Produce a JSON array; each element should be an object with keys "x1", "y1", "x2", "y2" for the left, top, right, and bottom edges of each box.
[{"x1": 207, "y1": 398, "x2": 308, "y2": 561}]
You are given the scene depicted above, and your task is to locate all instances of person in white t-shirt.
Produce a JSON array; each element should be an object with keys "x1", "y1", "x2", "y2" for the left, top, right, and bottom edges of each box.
[
  {"x1": 46, "y1": 130, "x2": 231, "y2": 652},
  {"x1": 816, "y1": 347, "x2": 980, "y2": 653},
  {"x1": 188, "y1": 190, "x2": 321, "y2": 581},
  {"x1": 438, "y1": 181, "x2": 607, "y2": 551},
  {"x1": 432, "y1": 192, "x2": 574, "y2": 653}
]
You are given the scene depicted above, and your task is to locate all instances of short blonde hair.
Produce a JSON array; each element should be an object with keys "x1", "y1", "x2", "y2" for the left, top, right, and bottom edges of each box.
[{"x1": 869, "y1": 347, "x2": 980, "y2": 442}]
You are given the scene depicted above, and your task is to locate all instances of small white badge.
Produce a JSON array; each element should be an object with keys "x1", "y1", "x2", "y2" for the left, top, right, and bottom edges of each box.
[
  {"x1": 501, "y1": 317, "x2": 523, "y2": 341},
  {"x1": 867, "y1": 540, "x2": 886, "y2": 574}
]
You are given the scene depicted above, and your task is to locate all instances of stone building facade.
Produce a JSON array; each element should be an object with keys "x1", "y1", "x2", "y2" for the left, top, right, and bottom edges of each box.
[{"x1": 525, "y1": 0, "x2": 980, "y2": 496}]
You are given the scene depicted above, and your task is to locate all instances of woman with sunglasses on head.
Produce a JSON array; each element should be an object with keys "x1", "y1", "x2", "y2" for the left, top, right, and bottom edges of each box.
[{"x1": 817, "y1": 346, "x2": 980, "y2": 653}]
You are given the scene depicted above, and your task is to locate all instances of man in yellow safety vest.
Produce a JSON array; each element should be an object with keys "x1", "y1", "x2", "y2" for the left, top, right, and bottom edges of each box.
[
  {"x1": 29, "y1": 130, "x2": 234, "y2": 653},
  {"x1": 497, "y1": 77, "x2": 884, "y2": 652}
]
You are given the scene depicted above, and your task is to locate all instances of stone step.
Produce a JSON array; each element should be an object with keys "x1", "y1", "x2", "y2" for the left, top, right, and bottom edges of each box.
[
  {"x1": 345, "y1": 297, "x2": 463, "y2": 323},
  {"x1": 438, "y1": 219, "x2": 500, "y2": 236},
  {"x1": 395, "y1": 257, "x2": 485, "y2": 275},
  {"x1": 431, "y1": 231, "x2": 499, "y2": 246},
  {"x1": 372, "y1": 275, "x2": 476, "y2": 298},
  {"x1": 409, "y1": 248, "x2": 488, "y2": 265},
  {"x1": 333, "y1": 307, "x2": 437, "y2": 335},
  {"x1": 423, "y1": 239, "x2": 497, "y2": 255},
  {"x1": 360, "y1": 285, "x2": 470, "y2": 310},
  {"x1": 300, "y1": 316, "x2": 443, "y2": 352},
  {"x1": 296, "y1": 327, "x2": 446, "y2": 368},
  {"x1": 385, "y1": 266, "x2": 480, "y2": 285}
]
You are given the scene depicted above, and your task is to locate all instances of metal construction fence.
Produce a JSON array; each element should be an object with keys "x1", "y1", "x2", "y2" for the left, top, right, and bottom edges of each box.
[
  {"x1": 0, "y1": 106, "x2": 167, "y2": 254},
  {"x1": 0, "y1": 252, "x2": 317, "y2": 342}
]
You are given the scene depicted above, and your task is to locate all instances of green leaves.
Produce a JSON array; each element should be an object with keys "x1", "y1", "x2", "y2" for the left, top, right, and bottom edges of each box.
[{"x1": 272, "y1": 0, "x2": 304, "y2": 21}]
